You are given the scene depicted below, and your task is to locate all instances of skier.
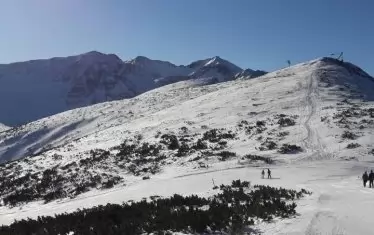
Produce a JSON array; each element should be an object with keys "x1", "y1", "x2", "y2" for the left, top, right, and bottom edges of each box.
[
  {"x1": 267, "y1": 168, "x2": 272, "y2": 179},
  {"x1": 369, "y1": 170, "x2": 374, "y2": 188},
  {"x1": 362, "y1": 171, "x2": 369, "y2": 187},
  {"x1": 261, "y1": 169, "x2": 265, "y2": 179}
]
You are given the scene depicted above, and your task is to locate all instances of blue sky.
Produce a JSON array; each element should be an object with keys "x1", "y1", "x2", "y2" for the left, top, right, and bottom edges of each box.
[{"x1": 0, "y1": 0, "x2": 373, "y2": 74}]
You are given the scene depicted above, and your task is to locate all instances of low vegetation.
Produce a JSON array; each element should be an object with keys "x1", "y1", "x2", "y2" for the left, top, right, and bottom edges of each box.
[
  {"x1": 0, "y1": 126, "x2": 242, "y2": 206},
  {"x1": 0, "y1": 113, "x2": 311, "y2": 206},
  {"x1": 278, "y1": 144, "x2": 303, "y2": 154},
  {"x1": 341, "y1": 131, "x2": 358, "y2": 140},
  {"x1": 243, "y1": 154, "x2": 274, "y2": 164},
  {"x1": 346, "y1": 143, "x2": 361, "y2": 149},
  {"x1": 0, "y1": 180, "x2": 311, "y2": 235}
]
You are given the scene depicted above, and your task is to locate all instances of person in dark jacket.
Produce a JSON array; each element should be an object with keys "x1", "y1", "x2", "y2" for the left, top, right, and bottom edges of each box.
[
  {"x1": 267, "y1": 169, "x2": 272, "y2": 179},
  {"x1": 369, "y1": 170, "x2": 374, "y2": 188},
  {"x1": 261, "y1": 169, "x2": 265, "y2": 179},
  {"x1": 363, "y1": 171, "x2": 369, "y2": 187}
]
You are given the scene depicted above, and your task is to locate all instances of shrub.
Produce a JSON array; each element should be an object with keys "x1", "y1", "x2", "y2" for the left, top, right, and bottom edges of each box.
[
  {"x1": 341, "y1": 131, "x2": 358, "y2": 140},
  {"x1": 277, "y1": 131, "x2": 289, "y2": 137},
  {"x1": 160, "y1": 134, "x2": 180, "y2": 150},
  {"x1": 256, "y1": 120, "x2": 266, "y2": 127},
  {"x1": 177, "y1": 142, "x2": 190, "y2": 157},
  {"x1": 180, "y1": 126, "x2": 188, "y2": 133},
  {"x1": 142, "y1": 176, "x2": 150, "y2": 180},
  {"x1": 244, "y1": 154, "x2": 273, "y2": 164},
  {"x1": 278, "y1": 118, "x2": 296, "y2": 127},
  {"x1": 0, "y1": 182, "x2": 311, "y2": 235},
  {"x1": 202, "y1": 129, "x2": 235, "y2": 143},
  {"x1": 192, "y1": 139, "x2": 208, "y2": 150},
  {"x1": 278, "y1": 144, "x2": 302, "y2": 154},
  {"x1": 346, "y1": 143, "x2": 361, "y2": 149},
  {"x1": 217, "y1": 151, "x2": 236, "y2": 161},
  {"x1": 218, "y1": 140, "x2": 227, "y2": 146},
  {"x1": 260, "y1": 141, "x2": 277, "y2": 151},
  {"x1": 231, "y1": 179, "x2": 250, "y2": 188}
]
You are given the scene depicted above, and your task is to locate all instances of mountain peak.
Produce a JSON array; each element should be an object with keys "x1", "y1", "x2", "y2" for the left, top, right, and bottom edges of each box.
[
  {"x1": 187, "y1": 56, "x2": 242, "y2": 72},
  {"x1": 133, "y1": 56, "x2": 151, "y2": 62},
  {"x1": 211, "y1": 55, "x2": 222, "y2": 60},
  {"x1": 318, "y1": 57, "x2": 373, "y2": 79},
  {"x1": 82, "y1": 50, "x2": 105, "y2": 56},
  {"x1": 75, "y1": 51, "x2": 122, "y2": 65}
]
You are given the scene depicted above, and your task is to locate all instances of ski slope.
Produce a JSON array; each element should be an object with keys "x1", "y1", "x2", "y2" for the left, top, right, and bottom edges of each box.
[{"x1": 0, "y1": 57, "x2": 374, "y2": 234}]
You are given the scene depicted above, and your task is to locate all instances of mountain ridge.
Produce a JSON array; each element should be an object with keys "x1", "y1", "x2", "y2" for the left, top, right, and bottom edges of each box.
[{"x1": 0, "y1": 52, "x2": 263, "y2": 126}]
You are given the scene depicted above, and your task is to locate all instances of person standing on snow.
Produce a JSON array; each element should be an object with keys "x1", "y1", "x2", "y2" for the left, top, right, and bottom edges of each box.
[
  {"x1": 363, "y1": 171, "x2": 369, "y2": 187},
  {"x1": 261, "y1": 169, "x2": 265, "y2": 179},
  {"x1": 267, "y1": 169, "x2": 272, "y2": 179},
  {"x1": 369, "y1": 170, "x2": 374, "y2": 188}
]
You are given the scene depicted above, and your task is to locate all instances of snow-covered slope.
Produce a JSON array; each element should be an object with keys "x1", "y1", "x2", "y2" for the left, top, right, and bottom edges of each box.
[
  {"x1": 1, "y1": 57, "x2": 374, "y2": 234},
  {"x1": 0, "y1": 57, "x2": 373, "y2": 163},
  {"x1": 0, "y1": 124, "x2": 9, "y2": 133},
  {"x1": 0, "y1": 53, "x2": 250, "y2": 126}
]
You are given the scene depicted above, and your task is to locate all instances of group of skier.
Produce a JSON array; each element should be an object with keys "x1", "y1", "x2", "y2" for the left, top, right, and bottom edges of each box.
[
  {"x1": 362, "y1": 170, "x2": 374, "y2": 188},
  {"x1": 261, "y1": 169, "x2": 272, "y2": 179}
]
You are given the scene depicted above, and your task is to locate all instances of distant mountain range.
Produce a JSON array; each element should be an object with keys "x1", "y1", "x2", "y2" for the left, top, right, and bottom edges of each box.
[{"x1": 0, "y1": 51, "x2": 266, "y2": 126}]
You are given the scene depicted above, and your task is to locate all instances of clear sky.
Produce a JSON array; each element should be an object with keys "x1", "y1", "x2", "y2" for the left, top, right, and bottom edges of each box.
[{"x1": 0, "y1": 0, "x2": 373, "y2": 74}]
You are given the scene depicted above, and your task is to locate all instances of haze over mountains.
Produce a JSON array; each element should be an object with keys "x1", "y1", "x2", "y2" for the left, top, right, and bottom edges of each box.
[{"x1": 0, "y1": 51, "x2": 265, "y2": 126}]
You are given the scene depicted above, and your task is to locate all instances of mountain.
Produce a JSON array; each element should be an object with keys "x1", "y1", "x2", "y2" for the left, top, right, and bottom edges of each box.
[
  {"x1": 234, "y1": 68, "x2": 267, "y2": 80},
  {"x1": 154, "y1": 56, "x2": 245, "y2": 86},
  {"x1": 1, "y1": 57, "x2": 374, "y2": 234},
  {"x1": 0, "y1": 51, "x2": 126, "y2": 126},
  {"x1": 0, "y1": 52, "x2": 251, "y2": 126}
]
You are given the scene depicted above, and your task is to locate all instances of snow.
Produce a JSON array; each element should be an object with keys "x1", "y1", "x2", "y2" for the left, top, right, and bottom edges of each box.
[
  {"x1": 0, "y1": 124, "x2": 8, "y2": 133},
  {"x1": 1, "y1": 57, "x2": 374, "y2": 234}
]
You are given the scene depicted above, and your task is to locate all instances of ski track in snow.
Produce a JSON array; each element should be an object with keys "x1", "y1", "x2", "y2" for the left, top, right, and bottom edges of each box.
[{"x1": 298, "y1": 71, "x2": 346, "y2": 235}]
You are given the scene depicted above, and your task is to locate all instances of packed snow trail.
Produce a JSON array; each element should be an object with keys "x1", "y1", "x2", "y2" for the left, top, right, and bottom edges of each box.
[
  {"x1": 298, "y1": 71, "x2": 329, "y2": 162},
  {"x1": 302, "y1": 72, "x2": 317, "y2": 150}
]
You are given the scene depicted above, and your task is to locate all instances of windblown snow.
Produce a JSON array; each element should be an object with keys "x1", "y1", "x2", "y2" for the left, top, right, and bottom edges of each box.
[{"x1": 0, "y1": 57, "x2": 374, "y2": 234}]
